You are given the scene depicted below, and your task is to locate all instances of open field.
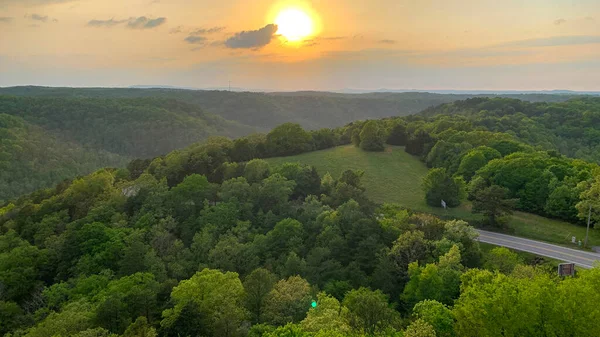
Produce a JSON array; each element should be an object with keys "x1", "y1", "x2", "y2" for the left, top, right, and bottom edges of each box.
[{"x1": 267, "y1": 145, "x2": 600, "y2": 248}]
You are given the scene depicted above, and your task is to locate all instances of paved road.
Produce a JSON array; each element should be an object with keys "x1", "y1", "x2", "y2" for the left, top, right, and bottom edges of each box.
[{"x1": 476, "y1": 230, "x2": 600, "y2": 269}]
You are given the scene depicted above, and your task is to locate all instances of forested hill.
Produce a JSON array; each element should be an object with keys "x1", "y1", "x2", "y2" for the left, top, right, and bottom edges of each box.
[
  {"x1": 420, "y1": 96, "x2": 600, "y2": 163},
  {"x1": 0, "y1": 96, "x2": 254, "y2": 202},
  {"x1": 1, "y1": 119, "x2": 600, "y2": 337},
  {"x1": 0, "y1": 86, "x2": 575, "y2": 130}
]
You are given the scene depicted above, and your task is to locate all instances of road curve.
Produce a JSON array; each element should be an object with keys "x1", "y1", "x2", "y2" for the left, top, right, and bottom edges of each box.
[{"x1": 476, "y1": 230, "x2": 600, "y2": 269}]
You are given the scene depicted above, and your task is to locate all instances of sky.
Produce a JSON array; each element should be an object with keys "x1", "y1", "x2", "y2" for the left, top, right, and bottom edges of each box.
[{"x1": 1, "y1": 0, "x2": 599, "y2": 91}]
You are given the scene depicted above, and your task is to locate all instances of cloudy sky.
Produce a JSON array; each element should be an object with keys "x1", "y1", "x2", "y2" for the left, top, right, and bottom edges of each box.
[{"x1": 1, "y1": 0, "x2": 599, "y2": 91}]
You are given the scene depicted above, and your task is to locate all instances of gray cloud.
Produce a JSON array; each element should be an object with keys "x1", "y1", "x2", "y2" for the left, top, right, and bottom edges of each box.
[
  {"x1": 378, "y1": 39, "x2": 396, "y2": 44},
  {"x1": 87, "y1": 16, "x2": 166, "y2": 29},
  {"x1": 554, "y1": 18, "x2": 567, "y2": 25},
  {"x1": 224, "y1": 24, "x2": 278, "y2": 49},
  {"x1": 0, "y1": 17, "x2": 13, "y2": 23},
  {"x1": 170, "y1": 26, "x2": 182, "y2": 34},
  {"x1": 192, "y1": 26, "x2": 225, "y2": 35},
  {"x1": 319, "y1": 36, "x2": 345, "y2": 41},
  {"x1": 184, "y1": 35, "x2": 207, "y2": 45},
  {"x1": 127, "y1": 16, "x2": 166, "y2": 29},
  {"x1": 495, "y1": 35, "x2": 600, "y2": 48},
  {"x1": 87, "y1": 18, "x2": 126, "y2": 27},
  {"x1": 29, "y1": 14, "x2": 48, "y2": 22}
]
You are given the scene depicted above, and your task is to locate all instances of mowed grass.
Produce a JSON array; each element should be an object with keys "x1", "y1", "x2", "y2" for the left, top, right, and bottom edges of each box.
[
  {"x1": 267, "y1": 145, "x2": 428, "y2": 210},
  {"x1": 267, "y1": 145, "x2": 600, "y2": 248}
]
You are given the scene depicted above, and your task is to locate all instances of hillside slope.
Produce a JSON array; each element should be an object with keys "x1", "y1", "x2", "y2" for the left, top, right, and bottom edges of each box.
[
  {"x1": 0, "y1": 86, "x2": 576, "y2": 130},
  {"x1": 266, "y1": 145, "x2": 600, "y2": 247},
  {"x1": 0, "y1": 96, "x2": 255, "y2": 201},
  {"x1": 420, "y1": 96, "x2": 600, "y2": 163}
]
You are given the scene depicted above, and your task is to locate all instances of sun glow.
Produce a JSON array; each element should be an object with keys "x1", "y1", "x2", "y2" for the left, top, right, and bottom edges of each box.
[{"x1": 275, "y1": 8, "x2": 314, "y2": 42}]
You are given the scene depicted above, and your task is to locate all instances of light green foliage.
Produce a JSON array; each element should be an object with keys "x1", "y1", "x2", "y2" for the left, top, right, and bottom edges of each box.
[
  {"x1": 576, "y1": 173, "x2": 600, "y2": 224},
  {"x1": 122, "y1": 317, "x2": 157, "y2": 337},
  {"x1": 266, "y1": 145, "x2": 431, "y2": 210},
  {"x1": 359, "y1": 121, "x2": 385, "y2": 152},
  {"x1": 267, "y1": 123, "x2": 314, "y2": 156},
  {"x1": 483, "y1": 247, "x2": 523, "y2": 274},
  {"x1": 413, "y1": 300, "x2": 454, "y2": 337},
  {"x1": 402, "y1": 246, "x2": 462, "y2": 307},
  {"x1": 263, "y1": 324, "x2": 311, "y2": 337},
  {"x1": 24, "y1": 300, "x2": 94, "y2": 337},
  {"x1": 257, "y1": 173, "x2": 296, "y2": 213},
  {"x1": 245, "y1": 159, "x2": 271, "y2": 183},
  {"x1": 301, "y1": 292, "x2": 351, "y2": 333},
  {"x1": 453, "y1": 268, "x2": 600, "y2": 337},
  {"x1": 264, "y1": 276, "x2": 312, "y2": 326},
  {"x1": 457, "y1": 146, "x2": 501, "y2": 181},
  {"x1": 219, "y1": 177, "x2": 252, "y2": 202},
  {"x1": 389, "y1": 231, "x2": 431, "y2": 271},
  {"x1": 161, "y1": 268, "x2": 247, "y2": 337},
  {"x1": 405, "y1": 319, "x2": 437, "y2": 337},
  {"x1": 343, "y1": 287, "x2": 399, "y2": 335}
]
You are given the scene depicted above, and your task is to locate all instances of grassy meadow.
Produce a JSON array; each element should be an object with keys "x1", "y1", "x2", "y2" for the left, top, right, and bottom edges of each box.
[{"x1": 267, "y1": 145, "x2": 600, "y2": 248}]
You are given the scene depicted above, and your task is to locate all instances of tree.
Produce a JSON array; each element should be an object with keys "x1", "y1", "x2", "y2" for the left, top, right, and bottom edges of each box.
[
  {"x1": 359, "y1": 121, "x2": 385, "y2": 152},
  {"x1": 402, "y1": 246, "x2": 462, "y2": 308},
  {"x1": 389, "y1": 231, "x2": 431, "y2": 272},
  {"x1": 483, "y1": 247, "x2": 522, "y2": 274},
  {"x1": 161, "y1": 268, "x2": 247, "y2": 337},
  {"x1": 422, "y1": 168, "x2": 465, "y2": 208},
  {"x1": 23, "y1": 300, "x2": 95, "y2": 337},
  {"x1": 387, "y1": 122, "x2": 408, "y2": 146},
  {"x1": 576, "y1": 173, "x2": 600, "y2": 224},
  {"x1": 122, "y1": 317, "x2": 157, "y2": 337},
  {"x1": 342, "y1": 287, "x2": 398, "y2": 335},
  {"x1": 94, "y1": 273, "x2": 160, "y2": 334},
  {"x1": 244, "y1": 159, "x2": 271, "y2": 184},
  {"x1": 300, "y1": 292, "x2": 350, "y2": 333},
  {"x1": 471, "y1": 185, "x2": 517, "y2": 227},
  {"x1": 405, "y1": 319, "x2": 437, "y2": 337},
  {"x1": 244, "y1": 268, "x2": 278, "y2": 324},
  {"x1": 273, "y1": 163, "x2": 321, "y2": 200},
  {"x1": 413, "y1": 300, "x2": 455, "y2": 337},
  {"x1": 457, "y1": 147, "x2": 501, "y2": 181},
  {"x1": 406, "y1": 130, "x2": 434, "y2": 156},
  {"x1": 263, "y1": 276, "x2": 312, "y2": 326},
  {"x1": 266, "y1": 123, "x2": 313, "y2": 156}
]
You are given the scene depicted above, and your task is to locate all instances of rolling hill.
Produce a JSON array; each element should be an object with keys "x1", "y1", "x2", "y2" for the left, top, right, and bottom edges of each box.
[
  {"x1": 266, "y1": 145, "x2": 600, "y2": 247},
  {"x1": 0, "y1": 86, "x2": 577, "y2": 130},
  {"x1": 0, "y1": 96, "x2": 255, "y2": 202}
]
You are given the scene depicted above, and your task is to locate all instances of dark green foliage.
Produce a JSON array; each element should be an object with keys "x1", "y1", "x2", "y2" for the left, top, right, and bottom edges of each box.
[
  {"x1": 386, "y1": 122, "x2": 408, "y2": 146},
  {"x1": 0, "y1": 96, "x2": 254, "y2": 202},
  {"x1": 422, "y1": 168, "x2": 465, "y2": 208},
  {"x1": 471, "y1": 185, "x2": 518, "y2": 227},
  {"x1": 406, "y1": 130, "x2": 435, "y2": 156}
]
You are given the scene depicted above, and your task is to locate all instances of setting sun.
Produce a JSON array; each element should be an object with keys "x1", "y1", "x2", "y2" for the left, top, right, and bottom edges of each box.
[{"x1": 275, "y1": 8, "x2": 314, "y2": 42}]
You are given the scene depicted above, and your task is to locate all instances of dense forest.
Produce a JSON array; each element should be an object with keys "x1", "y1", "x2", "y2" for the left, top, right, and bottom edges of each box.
[
  {"x1": 0, "y1": 96, "x2": 253, "y2": 202},
  {"x1": 0, "y1": 86, "x2": 576, "y2": 130},
  {"x1": 1, "y1": 115, "x2": 600, "y2": 336},
  {"x1": 1, "y1": 129, "x2": 599, "y2": 337},
  {"x1": 420, "y1": 97, "x2": 600, "y2": 163},
  {"x1": 0, "y1": 88, "x2": 588, "y2": 202},
  {"x1": 341, "y1": 97, "x2": 600, "y2": 226}
]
